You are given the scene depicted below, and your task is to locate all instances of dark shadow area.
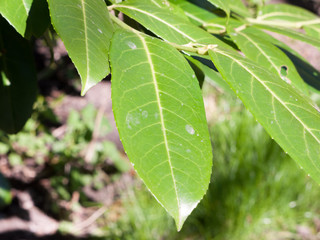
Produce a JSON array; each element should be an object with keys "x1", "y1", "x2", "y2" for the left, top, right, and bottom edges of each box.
[
  {"x1": 0, "y1": 231, "x2": 87, "y2": 240},
  {"x1": 288, "y1": 0, "x2": 320, "y2": 15},
  {"x1": 2, "y1": 197, "x2": 30, "y2": 221}
]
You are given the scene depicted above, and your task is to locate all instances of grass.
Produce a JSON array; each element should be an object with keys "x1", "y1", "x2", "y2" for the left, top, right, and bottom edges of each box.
[{"x1": 103, "y1": 82, "x2": 320, "y2": 240}]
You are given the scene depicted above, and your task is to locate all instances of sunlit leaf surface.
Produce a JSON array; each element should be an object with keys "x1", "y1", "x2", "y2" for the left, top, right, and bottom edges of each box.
[
  {"x1": 114, "y1": 0, "x2": 229, "y2": 47},
  {"x1": 110, "y1": 30, "x2": 213, "y2": 230},
  {"x1": 228, "y1": 28, "x2": 309, "y2": 94},
  {"x1": 0, "y1": 0, "x2": 33, "y2": 36},
  {"x1": 209, "y1": 47, "x2": 320, "y2": 184},
  {"x1": 48, "y1": 0, "x2": 114, "y2": 94}
]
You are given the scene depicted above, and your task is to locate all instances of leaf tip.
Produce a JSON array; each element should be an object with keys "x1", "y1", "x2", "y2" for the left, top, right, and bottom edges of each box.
[
  {"x1": 81, "y1": 80, "x2": 96, "y2": 96},
  {"x1": 175, "y1": 200, "x2": 200, "y2": 231}
]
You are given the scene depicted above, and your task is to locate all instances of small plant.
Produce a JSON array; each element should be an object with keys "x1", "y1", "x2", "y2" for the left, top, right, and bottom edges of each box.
[{"x1": 1, "y1": 0, "x2": 320, "y2": 230}]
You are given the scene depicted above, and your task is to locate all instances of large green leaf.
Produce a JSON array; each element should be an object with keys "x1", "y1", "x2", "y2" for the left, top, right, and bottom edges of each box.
[
  {"x1": 228, "y1": 27, "x2": 309, "y2": 94},
  {"x1": 209, "y1": 47, "x2": 320, "y2": 184},
  {"x1": 113, "y1": 0, "x2": 230, "y2": 47},
  {"x1": 0, "y1": 17, "x2": 37, "y2": 134},
  {"x1": 110, "y1": 30, "x2": 213, "y2": 230},
  {"x1": 0, "y1": 0, "x2": 33, "y2": 36},
  {"x1": 47, "y1": 0, "x2": 114, "y2": 95},
  {"x1": 240, "y1": 26, "x2": 320, "y2": 92}
]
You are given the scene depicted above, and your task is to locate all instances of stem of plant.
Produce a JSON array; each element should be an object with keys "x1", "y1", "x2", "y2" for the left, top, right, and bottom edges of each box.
[
  {"x1": 246, "y1": 17, "x2": 320, "y2": 29},
  {"x1": 108, "y1": 12, "x2": 214, "y2": 55}
]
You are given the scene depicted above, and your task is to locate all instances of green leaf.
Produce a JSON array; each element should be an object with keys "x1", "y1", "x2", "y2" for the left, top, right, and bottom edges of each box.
[
  {"x1": 110, "y1": 30, "x2": 213, "y2": 230},
  {"x1": 304, "y1": 24, "x2": 320, "y2": 44},
  {"x1": 47, "y1": 0, "x2": 114, "y2": 95},
  {"x1": 228, "y1": 28, "x2": 309, "y2": 94},
  {"x1": 0, "y1": 173, "x2": 11, "y2": 209},
  {"x1": 252, "y1": 24, "x2": 320, "y2": 48},
  {"x1": 282, "y1": 48, "x2": 320, "y2": 93},
  {"x1": 171, "y1": 0, "x2": 219, "y2": 27},
  {"x1": 0, "y1": 17, "x2": 37, "y2": 134},
  {"x1": 207, "y1": 0, "x2": 230, "y2": 17},
  {"x1": 0, "y1": 0, "x2": 33, "y2": 36},
  {"x1": 113, "y1": 0, "x2": 230, "y2": 47},
  {"x1": 240, "y1": 26, "x2": 320, "y2": 92},
  {"x1": 25, "y1": 0, "x2": 50, "y2": 38},
  {"x1": 209, "y1": 47, "x2": 320, "y2": 184},
  {"x1": 185, "y1": 55, "x2": 234, "y2": 95},
  {"x1": 171, "y1": 0, "x2": 226, "y2": 34},
  {"x1": 247, "y1": 4, "x2": 320, "y2": 47},
  {"x1": 256, "y1": 4, "x2": 317, "y2": 22},
  {"x1": 229, "y1": 0, "x2": 251, "y2": 17},
  {"x1": 207, "y1": 0, "x2": 250, "y2": 17},
  {"x1": 148, "y1": 0, "x2": 190, "y2": 21}
]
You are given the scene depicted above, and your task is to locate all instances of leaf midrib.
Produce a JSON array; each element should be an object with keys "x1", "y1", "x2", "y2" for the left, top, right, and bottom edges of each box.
[
  {"x1": 258, "y1": 11, "x2": 313, "y2": 20},
  {"x1": 237, "y1": 31, "x2": 281, "y2": 77},
  {"x1": 114, "y1": 4, "x2": 197, "y2": 42},
  {"x1": 21, "y1": 0, "x2": 30, "y2": 14},
  {"x1": 135, "y1": 32, "x2": 180, "y2": 216},
  {"x1": 80, "y1": 0, "x2": 90, "y2": 84},
  {"x1": 214, "y1": 49, "x2": 320, "y2": 146}
]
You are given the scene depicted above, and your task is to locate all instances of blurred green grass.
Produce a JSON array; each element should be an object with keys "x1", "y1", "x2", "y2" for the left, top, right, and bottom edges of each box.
[{"x1": 104, "y1": 82, "x2": 320, "y2": 240}]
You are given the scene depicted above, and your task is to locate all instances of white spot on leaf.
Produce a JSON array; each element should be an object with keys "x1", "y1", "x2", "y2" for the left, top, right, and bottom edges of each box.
[
  {"x1": 127, "y1": 41, "x2": 137, "y2": 49},
  {"x1": 142, "y1": 111, "x2": 148, "y2": 118},
  {"x1": 185, "y1": 125, "x2": 195, "y2": 135}
]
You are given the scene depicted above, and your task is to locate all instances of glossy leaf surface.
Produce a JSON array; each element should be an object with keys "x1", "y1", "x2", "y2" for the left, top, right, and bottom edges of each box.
[
  {"x1": 113, "y1": 0, "x2": 229, "y2": 47},
  {"x1": 229, "y1": 28, "x2": 309, "y2": 94},
  {"x1": 0, "y1": 0, "x2": 33, "y2": 36},
  {"x1": 209, "y1": 48, "x2": 320, "y2": 184},
  {"x1": 48, "y1": 0, "x2": 114, "y2": 94},
  {"x1": 0, "y1": 18, "x2": 37, "y2": 133},
  {"x1": 241, "y1": 26, "x2": 320, "y2": 92},
  {"x1": 110, "y1": 30, "x2": 213, "y2": 230}
]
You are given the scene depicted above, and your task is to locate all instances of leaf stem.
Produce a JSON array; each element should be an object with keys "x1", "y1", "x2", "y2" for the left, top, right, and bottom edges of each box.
[
  {"x1": 109, "y1": 12, "x2": 134, "y2": 32},
  {"x1": 168, "y1": 42, "x2": 218, "y2": 55},
  {"x1": 109, "y1": 11, "x2": 215, "y2": 55},
  {"x1": 234, "y1": 24, "x2": 248, "y2": 32}
]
